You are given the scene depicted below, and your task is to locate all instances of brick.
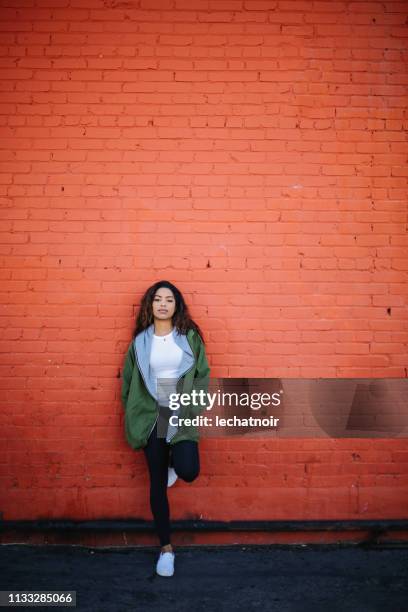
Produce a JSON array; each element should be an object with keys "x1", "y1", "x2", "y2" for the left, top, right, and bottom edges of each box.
[{"x1": 1, "y1": 0, "x2": 407, "y2": 525}]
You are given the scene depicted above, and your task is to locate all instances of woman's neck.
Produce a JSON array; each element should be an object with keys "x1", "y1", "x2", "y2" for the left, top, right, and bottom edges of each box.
[{"x1": 153, "y1": 320, "x2": 174, "y2": 336}]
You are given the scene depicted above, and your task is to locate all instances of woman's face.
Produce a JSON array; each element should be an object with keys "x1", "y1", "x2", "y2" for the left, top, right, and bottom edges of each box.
[{"x1": 152, "y1": 287, "x2": 176, "y2": 322}]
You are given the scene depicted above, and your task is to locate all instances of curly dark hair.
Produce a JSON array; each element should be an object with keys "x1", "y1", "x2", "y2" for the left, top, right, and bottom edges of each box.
[{"x1": 132, "y1": 280, "x2": 206, "y2": 344}]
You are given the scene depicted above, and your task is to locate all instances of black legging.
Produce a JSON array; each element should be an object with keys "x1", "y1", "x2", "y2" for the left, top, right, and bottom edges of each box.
[{"x1": 143, "y1": 418, "x2": 200, "y2": 547}]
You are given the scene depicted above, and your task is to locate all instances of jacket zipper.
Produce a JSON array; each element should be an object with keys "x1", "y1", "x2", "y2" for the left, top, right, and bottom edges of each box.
[
  {"x1": 134, "y1": 344, "x2": 156, "y2": 401},
  {"x1": 166, "y1": 334, "x2": 196, "y2": 443},
  {"x1": 134, "y1": 346, "x2": 159, "y2": 440},
  {"x1": 165, "y1": 361, "x2": 195, "y2": 443},
  {"x1": 147, "y1": 413, "x2": 159, "y2": 440}
]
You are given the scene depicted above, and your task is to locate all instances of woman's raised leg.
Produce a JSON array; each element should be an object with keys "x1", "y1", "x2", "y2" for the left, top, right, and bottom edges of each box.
[{"x1": 171, "y1": 439, "x2": 200, "y2": 482}]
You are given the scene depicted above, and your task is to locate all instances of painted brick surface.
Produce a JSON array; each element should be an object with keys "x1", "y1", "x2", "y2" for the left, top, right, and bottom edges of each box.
[{"x1": 0, "y1": 0, "x2": 407, "y2": 524}]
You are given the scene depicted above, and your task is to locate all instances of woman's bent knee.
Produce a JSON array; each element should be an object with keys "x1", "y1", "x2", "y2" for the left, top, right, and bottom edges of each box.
[{"x1": 176, "y1": 468, "x2": 199, "y2": 483}]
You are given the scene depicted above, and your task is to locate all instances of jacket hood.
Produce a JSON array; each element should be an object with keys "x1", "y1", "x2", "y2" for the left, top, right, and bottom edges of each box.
[{"x1": 133, "y1": 323, "x2": 196, "y2": 403}]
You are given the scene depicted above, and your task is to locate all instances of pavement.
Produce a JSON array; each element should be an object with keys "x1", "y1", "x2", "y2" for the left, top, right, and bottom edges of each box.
[{"x1": 1, "y1": 543, "x2": 408, "y2": 612}]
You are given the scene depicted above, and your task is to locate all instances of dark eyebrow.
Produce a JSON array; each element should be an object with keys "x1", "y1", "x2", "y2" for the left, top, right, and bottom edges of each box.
[{"x1": 154, "y1": 294, "x2": 174, "y2": 298}]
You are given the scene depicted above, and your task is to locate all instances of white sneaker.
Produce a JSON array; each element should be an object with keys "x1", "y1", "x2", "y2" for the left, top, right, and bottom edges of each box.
[
  {"x1": 167, "y1": 466, "x2": 178, "y2": 488},
  {"x1": 156, "y1": 551, "x2": 175, "y2": 577}
]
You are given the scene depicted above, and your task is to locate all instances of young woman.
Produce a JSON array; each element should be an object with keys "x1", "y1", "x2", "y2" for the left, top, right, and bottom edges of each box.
[{"x1": 121, "y1": 280, "x2": 211, "y2": 577}]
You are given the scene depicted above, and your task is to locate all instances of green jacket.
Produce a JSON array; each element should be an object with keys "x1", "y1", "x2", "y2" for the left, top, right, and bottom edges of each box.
[{"x1": 121, "y1": 326, "x2": 211, "y2": 450}]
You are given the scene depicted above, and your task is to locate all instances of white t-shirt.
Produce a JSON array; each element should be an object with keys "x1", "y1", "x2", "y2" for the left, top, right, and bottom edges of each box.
[{"x1": 149, "y1": 329, "x2": 183, "y2": 407}]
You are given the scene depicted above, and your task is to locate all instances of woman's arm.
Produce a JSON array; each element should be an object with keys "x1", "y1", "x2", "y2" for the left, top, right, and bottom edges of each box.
[{"x1": 121, "y1": 342, "x2": 135, "y2": 410}]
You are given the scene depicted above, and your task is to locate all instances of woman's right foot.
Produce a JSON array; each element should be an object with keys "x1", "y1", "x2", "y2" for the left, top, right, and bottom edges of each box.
[{"x1": 156, "y1": 550, "x2": 175, "y2": 576}]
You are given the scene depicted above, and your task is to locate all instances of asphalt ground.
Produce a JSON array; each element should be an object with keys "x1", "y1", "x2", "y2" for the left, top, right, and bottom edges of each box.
[{"x1": 1, "y1": 543, "x2": 408, "y2": 612}]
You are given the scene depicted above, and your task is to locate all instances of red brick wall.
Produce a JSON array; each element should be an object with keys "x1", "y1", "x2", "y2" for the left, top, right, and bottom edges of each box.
[{"x1": 1, "y1": 1, "x2": 407, "y2": 526}]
